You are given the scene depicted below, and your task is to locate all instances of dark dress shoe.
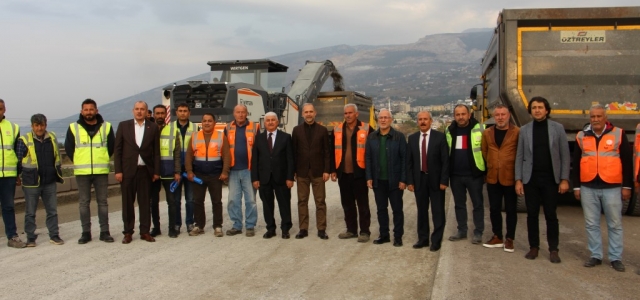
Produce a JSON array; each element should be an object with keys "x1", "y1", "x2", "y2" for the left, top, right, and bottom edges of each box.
[
  {"x1": 150, "y1": 228, "x2": 161, "y2": 237},
  {"x1": 140, "y1": 233, "x2": 156, "y2": 242},
  {"x1": 122, "y1": 234, "x2": 133, "y2": 244},
  {"x1": 525, "y1": 247, "x2": 539, "y2": 260},
  {"x1": 295, "y1": 229, "x2": 308, "y2": 239},
  {"x1": 168, "y1": 230, "x2": 178, "y2": 238},
  {"x1": 282, "y1": 231, "x2": 290, "y2": 239},
  {"x1": 317, "y1": 230, "x2": 329, "y2": 240},
  {"x1": 393, "y1": 238, "x2": 403, "y2": 247},
  {"x1": 263, "y1": 231, "x2": 276, "y2": 239},
  {"x1": 550, "y1": 251, "x2": 561, "y2": 264},
  {"x1": 373, "y1": 236, "x2": 390, "y2": 244},
  {"x1": 78, "y1": 232, "x2": 92, "y2": 244},
  {"x1": 99, "y1": 231, "x2": 114, "y2": 243},
  {"x1": 413, "y1": 240, "x2": 429, "y2": 249},
  {"x1": 430, "y1": 244, "x2": 441, "y2": 252}
]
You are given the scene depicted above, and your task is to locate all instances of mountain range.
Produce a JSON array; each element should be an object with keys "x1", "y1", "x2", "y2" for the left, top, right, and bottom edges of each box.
[{"x1": 46, "y1": 29, "x2": 493, "y2": 139}]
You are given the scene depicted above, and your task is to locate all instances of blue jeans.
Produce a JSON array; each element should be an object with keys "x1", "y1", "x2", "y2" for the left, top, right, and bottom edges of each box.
[
  {"x1": 450, "y1": 175, "x2": 484, "y2": 236},
  {"x1": 174, "y1": 179, "x2": 194, "y2": 227},
  {"x1": 580, "y1": 186, "x2": 623, "y2": 261},
  {"x1": 76, "y1": 174, "x2": 110, "y2": 233},
  {"x1": 228, "y1": 169, "x2": 257, "y2": 230},
  {"x1": 0, "y1": 177, "x2": 18, "y2": 238},
  {"x1": 23, "y1": 183, "x2": 59, "y2": 239}
]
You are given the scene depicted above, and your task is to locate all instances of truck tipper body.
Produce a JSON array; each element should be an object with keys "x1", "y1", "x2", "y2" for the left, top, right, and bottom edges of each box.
[
  {"x1": 472, "y1": 6, "x2": 640, "y2": 142},
  {"x1": 470, "y1": 7, "x2": 640, "y2": 215}
]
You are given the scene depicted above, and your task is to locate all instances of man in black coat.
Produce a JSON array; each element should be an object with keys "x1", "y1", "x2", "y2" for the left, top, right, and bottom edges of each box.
[
  {"x1": 251, "y1": 112, "x2": 295, "y2": 239},
  {"x1": 407, "y1": 111, "x2": 450, "y2": 252}
]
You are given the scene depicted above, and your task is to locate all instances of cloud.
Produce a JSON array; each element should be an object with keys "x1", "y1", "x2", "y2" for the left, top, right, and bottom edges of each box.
[{"x1": 1, "y1": 0, "x2": 639, "y2": 123}]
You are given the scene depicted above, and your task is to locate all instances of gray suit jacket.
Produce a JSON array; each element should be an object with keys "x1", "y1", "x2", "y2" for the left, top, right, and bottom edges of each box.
[{"x1": 515, "y1": 119, "x2": 570, "y2": 184}]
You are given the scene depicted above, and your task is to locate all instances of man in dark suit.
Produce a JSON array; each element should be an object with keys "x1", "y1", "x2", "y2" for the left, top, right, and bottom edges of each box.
[
  {"x1": 251, "y1": 112, "x2": 294, "y2": 239},
  {"x1": 407, "y1": 111, "x2": 450, "y2": 252},
  {"x1": 292, "y1": 103, "x2": 331, "y2": 240},
  {"x1": 114, "y1": 101, "x2": 161, "y2": 244}
]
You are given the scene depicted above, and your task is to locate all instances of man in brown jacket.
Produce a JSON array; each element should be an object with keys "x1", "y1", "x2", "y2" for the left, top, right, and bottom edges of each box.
[
  {"x1": 481, "y1": 104, "x2": 520, "y2": 252},
  {"x1": 292, "y1": 103, "x2": 330, "y2": 240}
]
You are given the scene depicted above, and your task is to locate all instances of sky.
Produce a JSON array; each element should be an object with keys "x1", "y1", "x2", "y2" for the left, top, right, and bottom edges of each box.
[{"x1": 0, "y1": 0, "x2": 636, "y2": 125}]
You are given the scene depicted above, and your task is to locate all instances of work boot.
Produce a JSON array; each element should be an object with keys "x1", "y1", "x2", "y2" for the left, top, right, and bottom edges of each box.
[
  {"x1": 78, "y1": 232, "x2": 92, "y2": 244},
  {"x1": 7, "y1": 236, "x2": 26, "y2": 248},
  {"x1": 338, "y1": 231, "x2": 357, "y2": 239},
  {"x1": 99, "y1": 231, "x2": 114, "y2": 243},
  {"x1": 448, "y1": 232, "x2": 467, "y2": 242},
  {"x1": 611, "y1": 260, "x2": 625, "y2": 272},
  {"x1": 358, "y1": 233, "x2": 370, "y2": 243},
  {"x1": 583, "y1": 257, "x2": 602, "y2": 268}
]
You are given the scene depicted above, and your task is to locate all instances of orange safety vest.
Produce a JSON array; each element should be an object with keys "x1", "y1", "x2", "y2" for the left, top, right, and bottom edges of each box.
[
  {"x1": 635, "y1": 124, "x2": 640, "y2": 182},
  {"x1": 226, "y1": 121, "x2": 259, "y2": 169},
  {"x1": 576, "y1": 127, "x2": 623, "y2": 184},
  {"x1": 192, "y1": 130, "x2": 223, "y2": 161},
  {"x1": 334, "y1": 122, "x2": 369, "y2": 169}
]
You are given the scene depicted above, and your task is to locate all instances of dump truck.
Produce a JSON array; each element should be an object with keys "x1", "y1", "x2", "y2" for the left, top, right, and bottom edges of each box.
[
  {"x1": 468, "y1": 6, "x2": 640, "y2": 215},
  {"x1": 162, "y1": 59, "x2": 374, "y2": 134}
]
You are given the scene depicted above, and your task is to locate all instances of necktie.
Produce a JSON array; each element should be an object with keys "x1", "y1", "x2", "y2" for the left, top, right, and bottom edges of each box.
[
  {"x1": 421, "y1": 133, "x2": 428, "y2": 173},
  {"x1": 268, "y1": 133, "x2": 273, "y2": 153}
]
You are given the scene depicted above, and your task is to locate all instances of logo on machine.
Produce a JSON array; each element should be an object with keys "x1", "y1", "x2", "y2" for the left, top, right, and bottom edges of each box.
[
  {"x1": 230, "y1": 66, "x2": 249, "y2": 71},
  {"x1": 560, "y1": 31, "x2": 605, "y2": 43}
]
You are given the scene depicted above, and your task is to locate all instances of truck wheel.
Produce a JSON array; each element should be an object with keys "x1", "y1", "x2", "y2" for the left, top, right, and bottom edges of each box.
[
  {"x1": 622, "y1": 197, "x2": 631, "y2": 215},
  {"x1": 516, "y1": 195, "x2": 527, "y2": 212},
  {"x1": 501, "y1": 194, "x2": 528, "y2": 212},
  {"x1": 626, "y1": 192, "x2": 640, "y2": 216}
]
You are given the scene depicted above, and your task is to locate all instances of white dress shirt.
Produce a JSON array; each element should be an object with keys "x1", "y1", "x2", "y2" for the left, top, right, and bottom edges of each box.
[{"x1": 134, "y1": 120, "x2": 146, "y2": 166}]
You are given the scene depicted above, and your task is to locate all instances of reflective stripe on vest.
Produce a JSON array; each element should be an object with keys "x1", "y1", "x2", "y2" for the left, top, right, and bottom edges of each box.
[
  {"x1": 192, "y1": 130, "x2": 223, "y2": 161},
  {"x1": 20, "y1": 132, "x2": 63, "y2": 187},
  {"x1": 578, "y1": 127, "x2": 623, "y2": 184},
  {"x1": 334, "y1": 122, "x2": 369, "y2": 169},
  {"x1": 175, "y1": 121, "x2": 197, "y2": 155},
  {"x1": 445, "y1": 123, "x2": 485, "y2": 171},
  {"x1": 70, "y1": 122, "x2": 111, "y2": 175},
  {"x1": 160, "y1": 123, "x2": 181, "y2": 178},
  {"x1": 226, "y1": 121, "x2": 258, "y2": 169},
  {"x1": 0, "y1": 120, "x2": 19, "y2": 177},
  {"x1": 634, "y1": 124, "x2": 640, "y2": 181}
]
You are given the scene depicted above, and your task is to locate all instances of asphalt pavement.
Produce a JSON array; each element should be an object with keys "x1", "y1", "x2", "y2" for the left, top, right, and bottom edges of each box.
[{"x1": 1, "y1": 182, "x2": 639, "y2": 299}]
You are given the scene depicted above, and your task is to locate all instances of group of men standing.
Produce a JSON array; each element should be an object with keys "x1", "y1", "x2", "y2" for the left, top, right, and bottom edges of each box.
[
  {"x1": 0, "y1": 96, "x2": 637, "y2": 275},
  {"x1": 449, "y1": 97, "x2": 631, "y2": 273}
]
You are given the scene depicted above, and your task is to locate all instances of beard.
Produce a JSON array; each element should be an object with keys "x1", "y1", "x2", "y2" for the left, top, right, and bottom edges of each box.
[{"x1": 83, "y1": 114, "x2": 96, "y2": 122}]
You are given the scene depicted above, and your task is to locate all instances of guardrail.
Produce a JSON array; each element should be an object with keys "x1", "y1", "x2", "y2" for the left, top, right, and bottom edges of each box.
[{"x1": 14, "y1": 172, "x2": 120, "y2": 199}]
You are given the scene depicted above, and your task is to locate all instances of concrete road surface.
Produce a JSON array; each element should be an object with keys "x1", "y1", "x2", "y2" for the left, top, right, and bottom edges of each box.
[
  {"x1": 0, "y1": 183, "x2": 435, "y2": 300},
  {"x1": 1, "y1": 182, "x2": 639, "y2": 299}
]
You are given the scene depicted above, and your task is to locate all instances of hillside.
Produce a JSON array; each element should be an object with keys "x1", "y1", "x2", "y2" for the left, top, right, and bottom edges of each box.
[{"x1": 46, "y1": 29, "x2": 493, "y2": 138}]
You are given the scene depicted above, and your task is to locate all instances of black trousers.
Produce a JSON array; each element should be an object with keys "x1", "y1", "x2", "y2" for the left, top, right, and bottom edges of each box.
[
  {"x1": 373, "y1": 180, "x2": 404, "y2": 239},
  {"x1": 414, "y1": 173, "x2": 446, "y2": 247},
  {"x1": 259, "y1": 177, "x2": 292, "y2": 232},
  {"x1": 192, "y1": 173, "x2": 224, "y2": 229},
  {"x1": 487, "y1": 182, "x2": 518, "y2": 240},
  {"x1": 150, "y1": 179, "x2": 162, "y2": 229},
  {"x1": 523, "y1": 172, "x2": 559, "y2": 251},
  {"x1": 121, "y1": 167, "x2": 151, "y2": 235},
  {"x1": 338, "y1": 173, "x2": 371, "y2": 235},
  {"x1": 161, "y1": 179, "x2": 177, "y2": 232}
]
